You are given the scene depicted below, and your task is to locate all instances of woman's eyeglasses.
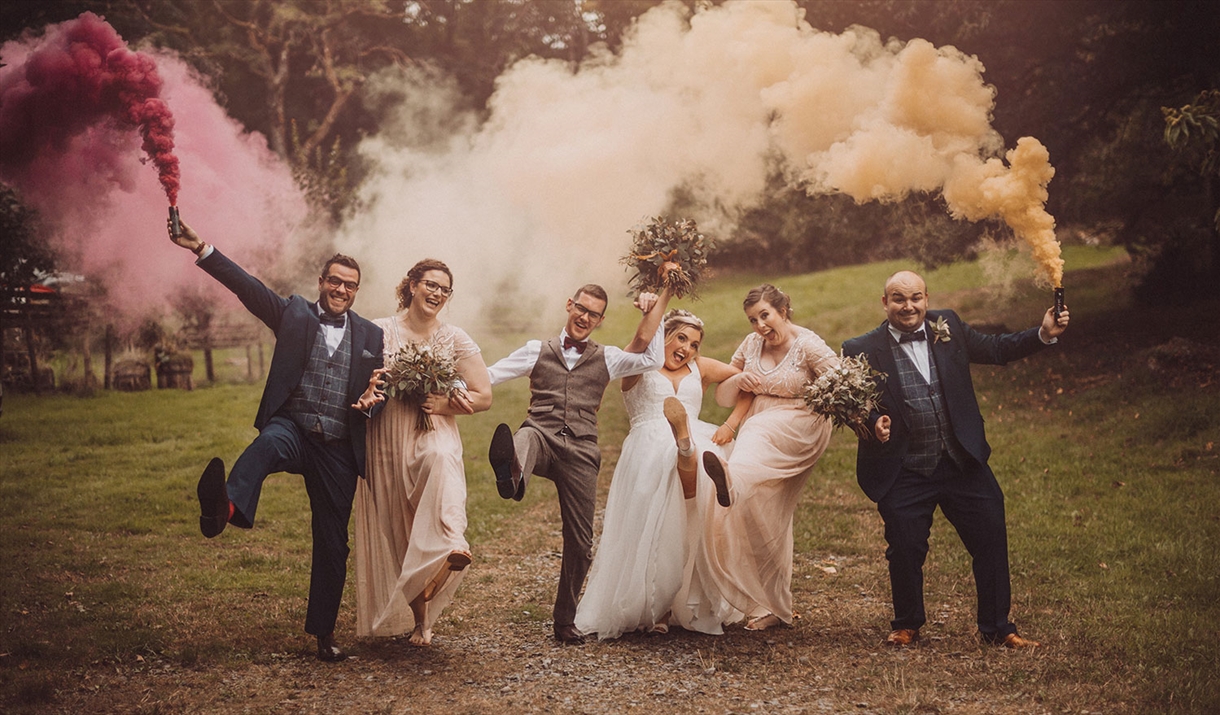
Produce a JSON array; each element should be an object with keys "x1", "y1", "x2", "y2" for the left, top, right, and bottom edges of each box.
[{"x1": 418, "y1": 279, "x2": 453, "y2": 297}]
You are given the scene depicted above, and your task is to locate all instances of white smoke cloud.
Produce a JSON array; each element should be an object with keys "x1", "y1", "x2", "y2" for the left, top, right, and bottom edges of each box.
[{"x1": 338, "y1": 0, "x2": 1060, "y2": 330}]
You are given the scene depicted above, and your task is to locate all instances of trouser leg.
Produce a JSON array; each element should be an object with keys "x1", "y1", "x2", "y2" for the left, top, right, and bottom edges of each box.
[
  {"x1": 226, "y1": 416, "x2": 303, "y2": 528},
  {"x1": 940, "y1": 462, "x2": 1014, "y2": 639},
  {"x1": 551, "y1": 442, "x2": 600, "y2": 627},
  {"x1": 300, "y1": 439, "x2": 359, "y2": 637},
  {"x1": 877, "y1": 469, "x2": 939, "y2": 631}
]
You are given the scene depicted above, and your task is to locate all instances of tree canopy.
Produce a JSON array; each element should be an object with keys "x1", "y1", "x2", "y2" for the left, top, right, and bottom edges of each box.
[{"x1": 2, "y1": 0, "x2": 1217, "y2": 300}]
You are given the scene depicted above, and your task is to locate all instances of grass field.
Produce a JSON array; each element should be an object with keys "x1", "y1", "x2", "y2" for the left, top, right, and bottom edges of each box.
[{"x1": 2, "y1": 245, "x2": 1218, "y2": 714}]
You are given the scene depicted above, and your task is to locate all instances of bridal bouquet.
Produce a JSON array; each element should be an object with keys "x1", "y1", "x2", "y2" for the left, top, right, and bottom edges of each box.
[
  {"x1": 382, "y1": 340, "x2": 462, "y2": 431},
  {"x1": 801, "y1": 354, "x2": 887, "y2": 440},
  {"x1": 621, "y1": 216, "x2": 711, "y2": 299}
]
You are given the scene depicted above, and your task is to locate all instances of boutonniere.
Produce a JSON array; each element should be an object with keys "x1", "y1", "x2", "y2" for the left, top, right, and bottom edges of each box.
[{"x1": 931, "y1": 316, "x2": 951, "y2": 344}]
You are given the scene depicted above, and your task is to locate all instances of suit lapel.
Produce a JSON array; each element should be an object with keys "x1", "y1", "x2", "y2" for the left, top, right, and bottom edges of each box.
[
  {"x1": 344, "y1": 312, "x2": 364, "y2": 397},
  {"x1": 866, "y1": 321, "x2": 909, "y2": 430}
]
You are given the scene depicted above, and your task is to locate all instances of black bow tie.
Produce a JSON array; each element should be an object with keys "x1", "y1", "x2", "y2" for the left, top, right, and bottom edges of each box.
[
  {"x1": 563, "y1": 337, "x2": 587, "y2": 354},
  {"x1": 899, "y1": 330, "x2": 926, "y2": 343},
  {"x1": 319, "y1": 312, "x2": 346, "y2": 328}
]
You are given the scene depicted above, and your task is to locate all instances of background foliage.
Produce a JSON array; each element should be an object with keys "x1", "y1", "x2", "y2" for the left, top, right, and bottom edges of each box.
[{"x1": 2, "y1": 1, "x2": 1218, "y2": 304}]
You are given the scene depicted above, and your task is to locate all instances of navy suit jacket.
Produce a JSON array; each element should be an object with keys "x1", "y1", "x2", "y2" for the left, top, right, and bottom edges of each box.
[
  {"x1": 198, "y1": 248, "x2": 384, "y2": 476},
  {"x1": 841, "y1": 309, "x2": 1046, "y2": 503}
]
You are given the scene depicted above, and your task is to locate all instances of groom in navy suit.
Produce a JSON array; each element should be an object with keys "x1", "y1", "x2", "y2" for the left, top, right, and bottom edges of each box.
[
  {"x1": 169, "y1": 218, "x2": 384, "y2": 662},
  {"x1": 842, "y1": 270, "x2": 1069, "y2": 649}
]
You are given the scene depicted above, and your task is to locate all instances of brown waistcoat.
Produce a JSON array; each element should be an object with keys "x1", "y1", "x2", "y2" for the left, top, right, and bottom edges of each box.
[{"x1": 524, "y1": 337, "x2": 610, "y2": 439}]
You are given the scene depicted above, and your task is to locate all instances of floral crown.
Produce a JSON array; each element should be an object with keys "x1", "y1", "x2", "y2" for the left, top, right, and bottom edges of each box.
[{"x1": 663, "y1": 309, "x2": 704, "y2": 334}]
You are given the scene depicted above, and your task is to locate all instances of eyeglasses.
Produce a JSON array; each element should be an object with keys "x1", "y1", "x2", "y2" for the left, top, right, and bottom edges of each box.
[
  {"x1": 571, "y1": 302, "x2": 603, "y2": 321},
  {"x1": 418, "y1": 279, "x2": 453, "y2": 297},
  {"x1": 324, "y1": 275, "x2": 360, "y2": 292}
]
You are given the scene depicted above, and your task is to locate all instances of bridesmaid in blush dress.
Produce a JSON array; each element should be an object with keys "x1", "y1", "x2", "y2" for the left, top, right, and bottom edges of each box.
[
  {"x1": 354, "y1": 259, "x2": 492, "y2": 646},
  {"x1": 701, "y1": 284, "x2": 839, "y2": 631}
]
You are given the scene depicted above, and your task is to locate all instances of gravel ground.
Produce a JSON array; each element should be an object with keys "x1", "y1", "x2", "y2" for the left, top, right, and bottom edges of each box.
[{"x1": 36, "y1": 491, "x2": 1119, "y2": 715}]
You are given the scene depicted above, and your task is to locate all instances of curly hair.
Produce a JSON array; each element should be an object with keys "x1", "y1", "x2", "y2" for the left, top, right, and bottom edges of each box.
[
  {"x1": 663, "y1": 308, "x2": 705, "y2": 343},
  {"x1": 742, "y1": 283, "x2": 792, "y2": 319},
  {"x1": 396, "y1": 258, "x2": 454, "y2": 311}
]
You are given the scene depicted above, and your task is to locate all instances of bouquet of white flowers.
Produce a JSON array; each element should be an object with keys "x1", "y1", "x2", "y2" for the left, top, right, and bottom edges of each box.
[
  {"x1": 801, "y1": 354, "x2": 887, "y2": 439},
  {"x1": 382, "y1": 340, "x2": 462, "y2": 431},
  {"x1": 620, "y1": 216, "x2": 711, "y2": 299}
]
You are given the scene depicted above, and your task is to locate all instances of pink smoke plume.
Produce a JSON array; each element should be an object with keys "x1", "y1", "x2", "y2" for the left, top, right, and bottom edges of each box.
[
  {"x1": 0, "y1": 14, "x2": 308, "y2": 323},
  {"x1": 0, "y1": 12, "x2": 180, "y2": 205}
]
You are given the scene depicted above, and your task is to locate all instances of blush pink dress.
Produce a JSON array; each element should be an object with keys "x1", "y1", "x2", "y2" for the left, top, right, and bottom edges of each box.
[
  {"x1": 354, "y1": 319, "x2": 479, "y2": 637},
  {"x1": 702, "y1": 326, "x2": 838, "y2": 624}
]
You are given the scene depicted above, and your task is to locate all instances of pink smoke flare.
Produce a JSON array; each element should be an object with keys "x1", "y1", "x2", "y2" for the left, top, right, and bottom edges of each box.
[{"x1": 0, "y1": 11, "x2": 180, "y2": 204}]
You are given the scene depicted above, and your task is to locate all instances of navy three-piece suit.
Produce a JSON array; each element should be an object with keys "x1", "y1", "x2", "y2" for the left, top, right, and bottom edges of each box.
[
  {"x1": 842, "y1": 309, "x2": 1048, "y2": 639},
  {"x1": 199, "y1": 248, "x2": 383, "y2": 637}
]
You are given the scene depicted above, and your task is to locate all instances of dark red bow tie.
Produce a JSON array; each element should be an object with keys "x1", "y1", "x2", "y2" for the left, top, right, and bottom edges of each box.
[{"x1": 563, "y1": 337, "x2": 587, "y2": 354}]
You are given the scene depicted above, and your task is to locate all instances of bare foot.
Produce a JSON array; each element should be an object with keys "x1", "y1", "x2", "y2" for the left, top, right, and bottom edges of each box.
[
  {"x1": 744, "y1": 614, "x2": 782, "y2": 631},
  {"x1": 409, "y1": 623, "x2": 432, "y2": 647}
]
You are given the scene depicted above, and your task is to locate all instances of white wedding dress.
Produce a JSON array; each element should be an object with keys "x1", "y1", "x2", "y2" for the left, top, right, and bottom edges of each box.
[{"x1": 575, "y1": 363, "x2": 739, "y2": 639}]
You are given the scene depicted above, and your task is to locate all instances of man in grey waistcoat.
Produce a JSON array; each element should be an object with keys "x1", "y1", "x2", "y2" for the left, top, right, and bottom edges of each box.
[
  {"x1": 169, "y1": 218, "x2": 384, "y2": 662},
  {"x1": 487, "y1": 281, "x2": 671, "y2": 643},
  {"x1": 842, "y1": 270, "x2": 1069, "y2": 650}
]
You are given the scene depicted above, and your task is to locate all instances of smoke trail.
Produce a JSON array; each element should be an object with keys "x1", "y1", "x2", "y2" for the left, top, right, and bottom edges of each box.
[
  {"x1": 340, "y1": 0, "x2": 1063, "y2": 327},
  {"x1": 0, "y1": 12, "x2": 180, "y2": 205},
  {"x1": 0, "y1": 15, "x2": 308, "y2": 322}
]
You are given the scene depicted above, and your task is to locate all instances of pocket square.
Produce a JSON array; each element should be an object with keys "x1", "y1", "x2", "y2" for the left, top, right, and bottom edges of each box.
[{"x1": 361, "y1": 349, "x2": 375, "y2": 358}]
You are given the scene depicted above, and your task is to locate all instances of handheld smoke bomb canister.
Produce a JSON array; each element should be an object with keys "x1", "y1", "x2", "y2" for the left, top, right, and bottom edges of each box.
[
  {"x1": 169, "y1": 206, "x2": 181, "y2": 238},
  {"x1": 1054, "y1": 287, "x2": 1065, "y2": 322}
]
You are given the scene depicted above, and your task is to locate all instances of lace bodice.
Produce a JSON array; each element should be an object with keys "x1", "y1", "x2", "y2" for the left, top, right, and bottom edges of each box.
[
  {"x1": 731, "y1": 326, "x2": 837, "y2": 398},
  {"x1": 375, "y1": 316, "x2": 480, "y2": 360},
  {"x1": 622, "y1": 363, "x2": 703, "y2": 429}
]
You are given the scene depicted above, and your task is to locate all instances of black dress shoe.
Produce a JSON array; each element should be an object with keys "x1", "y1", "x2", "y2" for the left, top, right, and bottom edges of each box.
[
  {"x1": 489, "y1": 423, "x2": 522, "y2": 500},
  {"x1": 317, "y1": 632, "x2": 348, "y2": 662},
  {"x1": 553, "y1": 624, "x2": 586, "y2": 644},
  {"x1": 197, "y1": 457, "x2": 230, "y2": 538}
]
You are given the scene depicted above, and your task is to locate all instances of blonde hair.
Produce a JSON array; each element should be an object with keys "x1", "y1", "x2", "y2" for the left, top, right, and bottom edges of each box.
[{"x1": 663, "y1": 309, "x2": 705, "y2": 343}]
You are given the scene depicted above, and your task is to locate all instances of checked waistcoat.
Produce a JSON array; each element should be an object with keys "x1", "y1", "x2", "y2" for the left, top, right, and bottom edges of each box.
[
  {"x1": 890, "y1": 341, "x2": 970, "y2": 475},
  {"x1": 281, "y1": 326, "x2": 353, "y2": 441}
]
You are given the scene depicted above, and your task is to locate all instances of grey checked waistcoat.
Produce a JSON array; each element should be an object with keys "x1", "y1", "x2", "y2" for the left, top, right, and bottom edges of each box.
[
  {"x1": 281, "y1": 326, "x2": 352, "y2": 441},
  {"x1": 890, "y1": 341, "x2": 969, "y2": 475},
  {"x1": 524, "y1": 338, "x2": 610, "y2": 439}
]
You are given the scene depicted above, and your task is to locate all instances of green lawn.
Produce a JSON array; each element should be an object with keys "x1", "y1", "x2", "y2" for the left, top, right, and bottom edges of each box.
[{"x1": 2, "y1": 245, "x2": 1217, "y2": 713}]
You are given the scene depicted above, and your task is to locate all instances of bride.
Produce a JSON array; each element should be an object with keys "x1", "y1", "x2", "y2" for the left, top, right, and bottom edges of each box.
[{"x1": 574, "y1": 309, "x2": 752, "y2": 639}]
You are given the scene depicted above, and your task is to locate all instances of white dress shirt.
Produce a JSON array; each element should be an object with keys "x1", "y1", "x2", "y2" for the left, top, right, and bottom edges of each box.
[
  {"x1": 888, "y1": 324, "x2": 933, "y2": 383},
  {"x1": 487, "y1": 325, "x2": 664, "y2": 386}
]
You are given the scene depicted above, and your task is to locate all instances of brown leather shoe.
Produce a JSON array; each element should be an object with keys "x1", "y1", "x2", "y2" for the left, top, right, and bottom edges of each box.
[
  {"x1": 702, "y1": 452, "x2": 732, "y2": 507},
  {"x1": 1000, "y1": 633, "x2": 1040, "y2": 649},
  {"x1": 885, "y1": 628, "x2": 920, "y2": 646},
  {"x1": 553, "y1": 624, "x2": 586, "y2": 645}
]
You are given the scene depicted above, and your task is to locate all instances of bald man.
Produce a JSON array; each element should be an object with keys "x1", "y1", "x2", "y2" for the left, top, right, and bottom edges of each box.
[{"x1": 842, "y1": 271, "x2": 1069, "y2": 649}]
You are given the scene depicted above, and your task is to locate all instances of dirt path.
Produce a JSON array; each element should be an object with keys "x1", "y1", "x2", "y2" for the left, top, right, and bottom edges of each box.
[{"x1": 42, "y1": 489, "x2": 1113, "y2": 715}]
